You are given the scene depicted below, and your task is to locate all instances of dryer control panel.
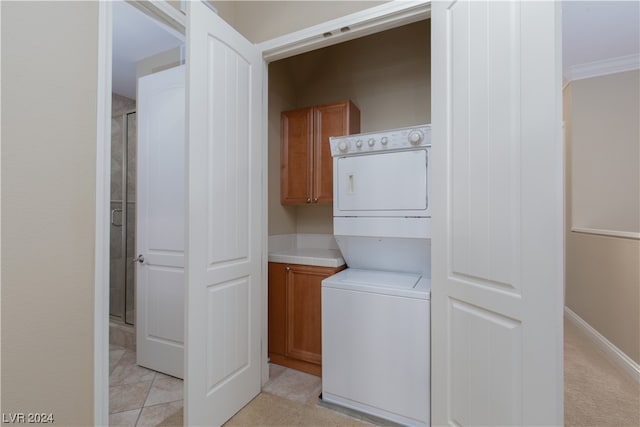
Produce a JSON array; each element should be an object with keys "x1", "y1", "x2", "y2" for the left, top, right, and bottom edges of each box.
[{"x1": 330, "y1": 124, "x2": 431, "y2": 157}]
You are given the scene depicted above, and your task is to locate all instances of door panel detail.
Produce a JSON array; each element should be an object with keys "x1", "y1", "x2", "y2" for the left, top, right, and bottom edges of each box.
[
  {"x1": 449, "y1": 299, "x2": 521, "y2": 425},
  {"x1": 144, "y1": 85, "x2": 185, "y2": 253},
  {"x1": 206, "y1": 277, "x2": 250, "y2": 393},
  {"x1": 449, "y1": 0, "x2": 519, "y2": 291},
  {"x1": 206, "y1": 36, "x2": 251, "y2": 267},
  {"x1": 146, "y1": 267, "x2": 184, "y2": 344}
]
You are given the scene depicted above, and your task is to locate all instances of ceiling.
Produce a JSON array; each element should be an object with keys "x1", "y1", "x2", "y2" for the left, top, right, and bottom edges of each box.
[
  {"x1": 112, "y1": 1, "x2": 640, "y2": 99},
  {"x1": 112, "y1": 1, "x2": 183, "y2": 99},
  {"x1": 562, "y1": 1, "x2": 639, "y2": 75}
]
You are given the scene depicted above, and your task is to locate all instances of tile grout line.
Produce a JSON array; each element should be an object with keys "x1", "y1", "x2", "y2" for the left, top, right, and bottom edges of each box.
[
  {"x1": 108, "y1": 344, "x2": 154, "y2": 426},
  {"x1": 135, "y1": 372, "x2": 158, "y2": 426}
]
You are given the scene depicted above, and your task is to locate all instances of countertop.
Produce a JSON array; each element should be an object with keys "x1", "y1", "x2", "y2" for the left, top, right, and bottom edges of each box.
[
  {"x1": 268, "y1": 234, "x2": 345, "y2": 268},
  {"x1": 268, "y1": 248, "x2": 345, "y2": 268}
]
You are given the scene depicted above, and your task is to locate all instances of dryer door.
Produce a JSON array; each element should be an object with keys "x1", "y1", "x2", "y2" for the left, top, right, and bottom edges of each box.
[{"x1": 334, "y1": 149, "x2": 429, "y2": 217}]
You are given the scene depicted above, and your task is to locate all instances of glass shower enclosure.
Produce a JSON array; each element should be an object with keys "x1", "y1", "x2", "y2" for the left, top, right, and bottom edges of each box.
[{"x1": 110, "y1": 106, "x2": 137, "y2": 325}]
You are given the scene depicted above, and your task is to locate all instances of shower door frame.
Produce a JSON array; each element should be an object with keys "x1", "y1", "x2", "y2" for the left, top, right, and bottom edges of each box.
[{"x1": 110, "y1": 108, "x2": 137, "y2": 325}]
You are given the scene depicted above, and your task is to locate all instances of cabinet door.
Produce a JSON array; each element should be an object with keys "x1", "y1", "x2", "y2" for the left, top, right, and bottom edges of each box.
[
  {"x1": 281, "y1": 107, "x2": 313, "y2": 204},
  {"x1": 285, "y1": 264, "x2": 336, "y2": 365},
  {"x1": 268, "y1": 262, "x2": 286, "y2": 356},
  {"x1": 313, "y1": 101, "x2": 360, "y2": 204}
]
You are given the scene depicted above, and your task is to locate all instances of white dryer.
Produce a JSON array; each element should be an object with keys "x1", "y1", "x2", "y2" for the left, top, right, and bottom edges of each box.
[{"x1": 322, "y1": 125, "x2": 432, "y2": 426}]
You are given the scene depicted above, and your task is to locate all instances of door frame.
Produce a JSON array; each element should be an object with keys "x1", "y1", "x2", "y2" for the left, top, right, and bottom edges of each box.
[
  {"x1": 94, "y1": 1, "x2": 431, "y2": 424},
  {"x1": 94, "y1": 2, "x2": 186, "y2": 424}
]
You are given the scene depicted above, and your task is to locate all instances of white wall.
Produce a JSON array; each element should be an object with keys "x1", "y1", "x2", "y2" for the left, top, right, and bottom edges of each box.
[
  {"x1": 564, "y1": 71, "x2": 640, "y2": 364},
  {"x1": 268, "y1": 60, "x2": 298, "y2": 235},
  {"x1": 570, "y1": 70, "x2": 639, "y2": 235},
  {"x1": 1, "y1": 2, "x2": 98, "y2": 423}
]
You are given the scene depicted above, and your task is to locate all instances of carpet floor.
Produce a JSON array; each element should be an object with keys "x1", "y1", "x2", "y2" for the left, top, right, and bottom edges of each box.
[{"x1": 564, "y1": 319, "x2": 639, "y2": 426}]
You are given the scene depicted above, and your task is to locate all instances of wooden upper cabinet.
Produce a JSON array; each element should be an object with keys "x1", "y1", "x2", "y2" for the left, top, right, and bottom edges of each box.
[
  {"x1": 280, "y1": 108, "x2": 313, "y2": 205},
  {"x1": 281, "y1": 100, "x2": 360, "y2": 205}
]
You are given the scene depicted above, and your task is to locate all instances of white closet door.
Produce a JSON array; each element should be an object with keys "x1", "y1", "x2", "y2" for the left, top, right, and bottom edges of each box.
[
  {"x1": 431, "y1": 1, "x2": 564, "y2": 425},
  {"x1": 184, "y1": 1, "x2": 264, "y2": 425}
]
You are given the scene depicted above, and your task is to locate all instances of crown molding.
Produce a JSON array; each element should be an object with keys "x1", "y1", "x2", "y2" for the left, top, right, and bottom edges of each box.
[{"x1": 564, "y1": 53, "x2": 640, "y2": 82}]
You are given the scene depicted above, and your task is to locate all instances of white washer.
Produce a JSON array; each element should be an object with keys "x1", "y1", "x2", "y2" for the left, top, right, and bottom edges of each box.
[
  {"x1": 323, "y1": 125, "x2": 432, "y2": 426},
  {"x1": 322, "y1": 269, "x2": 430, "y2": 427}
]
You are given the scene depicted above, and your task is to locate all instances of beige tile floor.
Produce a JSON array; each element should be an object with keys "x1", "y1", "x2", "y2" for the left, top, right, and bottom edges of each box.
[
  {"x1": 108, "y1": 344, "x2": 327, "y2": 427},
  {"x1": 109, "y1": 344, "x2": 183, "y2": 427},
  {"x1": 262, "y1": 363, "x2": 322, "y2": 405},
  {"x1": 108, "y1": 344, "x2": 329, "y2": 427}
]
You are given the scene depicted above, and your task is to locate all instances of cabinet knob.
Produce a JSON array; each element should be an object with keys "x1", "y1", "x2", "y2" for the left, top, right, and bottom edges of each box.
[
  {"x1": 285, "y1": 266, "x2": 291, "y2": 271},
  {"x1": 306, "y1": 198, "x2": 311, "y2": 203},
  {"x1": 313, "y1": 197, "x2": 318, "y2": 203}
]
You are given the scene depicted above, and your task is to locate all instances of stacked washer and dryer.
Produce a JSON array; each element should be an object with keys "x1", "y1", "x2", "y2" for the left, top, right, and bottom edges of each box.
[{"x1": 322, "y1": 124, "x2": 431, "y2": 427}]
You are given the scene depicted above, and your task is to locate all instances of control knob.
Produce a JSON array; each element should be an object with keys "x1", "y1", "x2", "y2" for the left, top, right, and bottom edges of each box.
[
  {"x1": 338, "y1": 141, "x2": 349, "y2": 152},
  {"x1": 368, "y1": 138, "x2": 375, "y2": 147},
  {"x1": 380, "y1": 136, "x2": 389, "y2": 145},
  {"x1": 355, "y1": 139, "x2": 363, "y2": 148},
  {"x1": 408, "y1": 129, "x2": 424, "y2": 145}
]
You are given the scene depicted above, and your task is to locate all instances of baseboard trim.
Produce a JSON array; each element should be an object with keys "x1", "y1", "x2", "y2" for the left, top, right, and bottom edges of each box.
[{"x1": 564, "y1": 307, "x2": 640, "y2": 383}]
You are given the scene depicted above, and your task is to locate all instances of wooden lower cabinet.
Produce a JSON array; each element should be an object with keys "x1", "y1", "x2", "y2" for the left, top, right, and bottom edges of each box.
[{"x1": 268, "y1": 262, "x2": 345, "y2": 376}]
